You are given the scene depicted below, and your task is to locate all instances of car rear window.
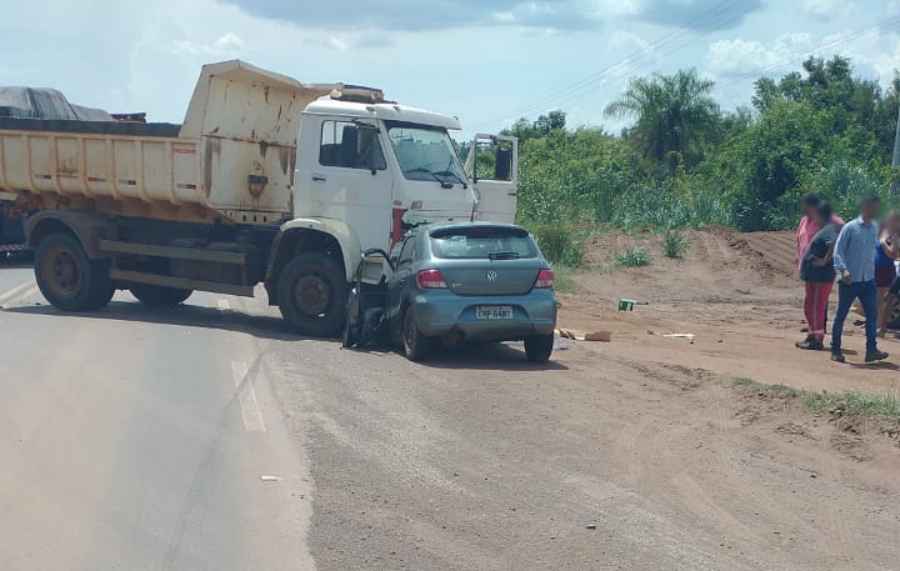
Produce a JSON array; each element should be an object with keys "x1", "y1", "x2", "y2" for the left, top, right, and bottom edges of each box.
[{"x1": 430, "y1": 226, "x2": 538, "y2": 259}]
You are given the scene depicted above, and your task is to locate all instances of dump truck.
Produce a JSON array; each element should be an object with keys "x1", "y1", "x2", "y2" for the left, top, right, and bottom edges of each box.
[{"x1": 0, "y1": 60, "x2": 517, "y2": 336}]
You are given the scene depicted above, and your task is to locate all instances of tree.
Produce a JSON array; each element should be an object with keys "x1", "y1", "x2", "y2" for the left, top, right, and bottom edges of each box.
[{"x1": 604, "y1": 69, "x2": 720, "y2": 172}]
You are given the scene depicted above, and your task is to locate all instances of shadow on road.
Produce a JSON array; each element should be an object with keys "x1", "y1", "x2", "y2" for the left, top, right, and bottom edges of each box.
[
  {"x1": 4, "y1": 300, "x2": 306, "y2": 343},
  {"x1": 419, "y1": 342, "x2": 569, "y2": 371}
]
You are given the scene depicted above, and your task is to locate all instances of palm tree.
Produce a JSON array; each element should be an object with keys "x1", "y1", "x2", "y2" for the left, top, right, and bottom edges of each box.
[{"x1": 604, "y1": 69, "x2": 720, "y2": 171}]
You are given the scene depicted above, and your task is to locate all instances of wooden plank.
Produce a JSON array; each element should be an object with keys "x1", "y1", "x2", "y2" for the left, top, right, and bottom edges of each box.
[
  {"x1": 98, "y1": 238, "x2": 246, "y2": 264},
  {"x1": 110, "y1": 269, "x2": 254, "y2": 297}
]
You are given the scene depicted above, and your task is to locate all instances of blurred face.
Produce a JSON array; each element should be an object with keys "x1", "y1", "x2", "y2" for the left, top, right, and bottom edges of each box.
[
  {"x1": 888, "y1": 214, "x2": 900, "y2": 235},
  {"x1": 813, "y1": 210, "x2": 827, "y2": 226},
  {"x1": 803, "y1": 203, "x2": 819, "y2": 218},
  {"x1": 861, "y1": 200, "x2": 881, "y2": 221}
]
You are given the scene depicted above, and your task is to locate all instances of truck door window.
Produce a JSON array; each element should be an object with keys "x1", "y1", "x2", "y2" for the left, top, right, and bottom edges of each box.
[
  {"x1": 319, "y1": 120, "x2": 386, "y2": 171},
  {"x1": 474, "y1": 140, "x2": 514, "y2": 182}
]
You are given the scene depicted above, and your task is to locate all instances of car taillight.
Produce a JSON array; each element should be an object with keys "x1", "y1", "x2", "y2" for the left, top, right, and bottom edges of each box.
[
  {"x1": 534, "y1": 268, "x2": 554, "y2": 289},
  {"x1": 416, "y1": 269, "x2": 448, "y2": 289}
]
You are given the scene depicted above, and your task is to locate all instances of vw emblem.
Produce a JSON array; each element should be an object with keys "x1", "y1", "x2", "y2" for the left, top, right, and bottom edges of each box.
[{"x1": 486, "y1": 270, "x2": 498, "y2": 282}]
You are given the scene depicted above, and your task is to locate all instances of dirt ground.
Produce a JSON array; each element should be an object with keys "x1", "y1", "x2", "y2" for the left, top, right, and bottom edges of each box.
[
  {"x1": 516, "y1": 229, "x2": 900, "y2": 569},
  {"x1": 560, "y1": 229, "x2": 900, "y2": 394}
]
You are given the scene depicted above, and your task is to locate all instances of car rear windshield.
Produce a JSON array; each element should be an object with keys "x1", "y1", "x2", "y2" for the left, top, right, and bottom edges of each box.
[{"x1": 430, "y1": 227, "x2": 538, "y2": 259}]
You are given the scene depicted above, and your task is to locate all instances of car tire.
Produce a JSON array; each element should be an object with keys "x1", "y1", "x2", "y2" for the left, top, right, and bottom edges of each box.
[
  {"x1": 402, "y1": 307, "x2": 431, "y2": 362},
  {"x1": 525, "y1": 334, "x2": 554, "y2": 364},
  {"x1": 277, "y1": 253, "x2": 348, "y2": 338},
  {"x1": 35, "y1": 233, "x2": 106, "y2": 312},
  {"x1": 130, "y1": 284, "x2": 193, "y2": 307}
]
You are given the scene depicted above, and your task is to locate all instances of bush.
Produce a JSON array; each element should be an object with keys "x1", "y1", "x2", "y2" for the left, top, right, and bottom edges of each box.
[
  {"x1": 531, "y1": 224, "x2": 584, "y2": 267},
  {"x1": 663, "y1": 230, "x2": 688, "y2": 258},
  {"x1": 616, "y1": 247, "x2": 651, "y2": 267}
]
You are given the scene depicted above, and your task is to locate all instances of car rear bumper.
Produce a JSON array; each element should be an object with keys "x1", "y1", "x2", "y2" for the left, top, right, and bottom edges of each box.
[{"x1": 412, "y1": 290, "x2": 557, "y2": 341}]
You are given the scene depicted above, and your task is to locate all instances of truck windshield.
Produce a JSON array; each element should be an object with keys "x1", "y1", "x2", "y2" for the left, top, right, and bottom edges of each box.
[
  {"x1": 386, "y1": 122, "x2": 467, "y2": 187},
  {"x1": 430, "y1": 226, "x2": 538, "y2": 259}
]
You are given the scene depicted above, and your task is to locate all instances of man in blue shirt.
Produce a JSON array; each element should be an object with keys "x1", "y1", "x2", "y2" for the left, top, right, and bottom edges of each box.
[{"x1": 831, "y1": 195, "x2": 889, "y2": 363}]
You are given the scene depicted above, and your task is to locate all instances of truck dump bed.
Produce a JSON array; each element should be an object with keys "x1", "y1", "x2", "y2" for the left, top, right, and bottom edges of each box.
[{"x1": 0, "y1": 60, "x2": 334, "y2": 225}]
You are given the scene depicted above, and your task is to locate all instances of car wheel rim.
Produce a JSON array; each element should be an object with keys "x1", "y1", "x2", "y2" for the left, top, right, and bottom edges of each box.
[{"x1": 295, "y1": 275, "x2": 331, "y2": 318}]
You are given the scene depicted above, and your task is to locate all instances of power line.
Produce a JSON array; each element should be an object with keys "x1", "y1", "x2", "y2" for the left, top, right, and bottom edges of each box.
[
  {"x1": 757, "y1": 15, "x2": 900, "y2": 76},
  {"x1": 479, "y1": 0, "x2": 744, "y2": 129}
]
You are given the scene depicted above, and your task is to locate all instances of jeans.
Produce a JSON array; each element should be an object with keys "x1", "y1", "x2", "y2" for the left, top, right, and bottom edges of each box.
[{"x1": 832, "y1": 280, "x2": 878, "y2": 355}]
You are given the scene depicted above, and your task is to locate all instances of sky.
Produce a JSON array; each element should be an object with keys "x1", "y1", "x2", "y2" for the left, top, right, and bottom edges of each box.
[{"x1": 2, "y1": 0, "x2": 900, "y2": 138}]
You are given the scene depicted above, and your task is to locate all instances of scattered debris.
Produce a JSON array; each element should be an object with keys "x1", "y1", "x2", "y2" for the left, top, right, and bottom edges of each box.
[
  {"x1": 663, "y1": 333, "x2": 696, "y2": 344},
  {"x1": 617, "y1": 298, "x2": 649, "y2": 312},
  {"x1": 557, "y1": 328, "x2": 612, "y2": 342}
]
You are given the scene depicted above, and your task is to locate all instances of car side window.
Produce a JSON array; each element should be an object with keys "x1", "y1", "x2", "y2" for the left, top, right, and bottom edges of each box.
[{"x1": 319, "y1": 120, "x2": 387, "y2": 171}]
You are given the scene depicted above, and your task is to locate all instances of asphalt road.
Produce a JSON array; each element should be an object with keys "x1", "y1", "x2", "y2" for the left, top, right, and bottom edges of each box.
[{"x1": 0, "y1": 264, "x2": 315, "y2": 571}]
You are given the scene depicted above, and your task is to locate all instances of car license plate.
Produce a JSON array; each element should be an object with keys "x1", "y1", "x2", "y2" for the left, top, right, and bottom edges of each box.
[{"x1": 475, "y1": 305, "x2": 514, "y2": 320}]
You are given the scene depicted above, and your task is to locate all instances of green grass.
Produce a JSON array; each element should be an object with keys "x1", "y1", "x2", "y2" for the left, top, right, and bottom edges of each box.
[
  {"x1": 553, "y1": 265, "x2": 577, "y2": 293},
  {"x1": 530, "y1": 224, "x2": 585, "y2": 268},
  {"x1": 803, "y1": 391, "x2": 900, "y2": 419},
  {"x1": 662, "y1": 230, "x2": 689, "y2": 259},
  {"x1": 615, "y1": 247, "x2": 651, "y2": 268},
  {"x1": 732, "y1": 377, "x2": 900, "y2": 419}
]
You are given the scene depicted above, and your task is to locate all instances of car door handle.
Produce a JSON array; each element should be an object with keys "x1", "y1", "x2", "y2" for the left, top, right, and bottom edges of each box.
[{"x1": 312, "y1": 175, "x2": 327, "y2": 183}]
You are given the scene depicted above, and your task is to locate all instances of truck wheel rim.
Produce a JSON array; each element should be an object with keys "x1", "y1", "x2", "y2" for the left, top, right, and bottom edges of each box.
[
  {"x1": 295, "y1": 275, "x2": 330, "y2": 317},
  {"x1": 48, "y1": 248, "x2": 80, "y2": 295}
]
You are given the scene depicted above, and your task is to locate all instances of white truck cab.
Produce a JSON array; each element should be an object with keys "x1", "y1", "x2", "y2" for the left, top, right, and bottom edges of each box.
[{"x1": 288, "y1": 86, "x2": 518, "y2": 284}]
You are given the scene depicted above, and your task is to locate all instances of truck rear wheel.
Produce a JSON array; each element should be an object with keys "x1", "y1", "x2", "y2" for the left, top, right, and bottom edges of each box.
[
  {"x1": 277, "y1": 253, "x2": 347, "y2": 338},
  {"x1": 129, "y1": 284, "x2": 193, "y2": 307},
  {"x1": 35, "y1": 233, "x2": 111, "y2": 312}
]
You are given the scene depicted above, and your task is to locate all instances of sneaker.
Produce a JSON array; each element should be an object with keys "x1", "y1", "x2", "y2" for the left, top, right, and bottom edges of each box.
[
  {"x1": 831, "y1": 352, "x2": 846, "y2": 363},
  {"x1": 796, "y1": 339, "x2": 823, "y2": 351},
  {"x1": 865, "y1": 350, "x2": 889, "y2": 363}
]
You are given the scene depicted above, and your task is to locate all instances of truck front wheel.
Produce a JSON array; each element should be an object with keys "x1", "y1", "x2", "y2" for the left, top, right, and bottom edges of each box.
[
  {"x1": 277, "y1": 253, "x2": 347, "y2": 338},
  {"x1": 35, "y1": 233, "x2": 112, "y2": 311}
]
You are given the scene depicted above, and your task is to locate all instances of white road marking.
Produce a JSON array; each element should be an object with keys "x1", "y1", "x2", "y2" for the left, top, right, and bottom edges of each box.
[
  {"x1": 0, "y1": 282, "x2": 38, "y2": 306},
  {"x1": 217, "y1": 299, "x2": 231, "y2": 312},
  {"x1": 230, "y1": 360, "x2": 267, "y2": 432}
]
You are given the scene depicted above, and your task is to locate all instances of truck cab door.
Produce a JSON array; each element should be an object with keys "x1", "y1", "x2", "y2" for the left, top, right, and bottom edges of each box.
[
  {"x1": 296, "y1": 116, "x2": 394, "y2": 252},
  {"x1": 465, "y1": 134, "x2": 518, "y2": 224}
]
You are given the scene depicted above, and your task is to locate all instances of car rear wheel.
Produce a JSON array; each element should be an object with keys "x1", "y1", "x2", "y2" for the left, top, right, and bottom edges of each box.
[
  {"x1": 402, "y1": 307, "x2": 431, "y2": 362},
  {"x1": 524, "y1": 334, "x2": 554, "y2": 364},
  {"x1": 277, "y1": 253, "x2": 348, "y2": 338},
  {"x1": 130, "y1": 284, "x2": 193, "y2": 307}
]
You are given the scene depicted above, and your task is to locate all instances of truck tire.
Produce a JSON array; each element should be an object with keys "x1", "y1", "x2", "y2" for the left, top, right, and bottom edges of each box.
[
  {"x1": 130, "y1": 284, "x2": 193, "y2": 307},
  {"x1": 35, "y1": 233, "x2": 109, "y2": 312},
  {"x1": 277, "y1": 253, "x2": 347, "y2": 337}
]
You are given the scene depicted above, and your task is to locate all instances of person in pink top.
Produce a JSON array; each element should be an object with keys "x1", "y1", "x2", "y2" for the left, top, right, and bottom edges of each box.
[
  {"x1": 795, "y1": 194, "x2": 844, "y2": 343},
  {"x1": 796, "y1": 194, "x2": 845, "y2": 267}
]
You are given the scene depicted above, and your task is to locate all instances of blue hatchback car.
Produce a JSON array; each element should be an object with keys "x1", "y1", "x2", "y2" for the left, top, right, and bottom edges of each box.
[{"x1": 387, "y1": 223, "x2": 558, "y2": 363}]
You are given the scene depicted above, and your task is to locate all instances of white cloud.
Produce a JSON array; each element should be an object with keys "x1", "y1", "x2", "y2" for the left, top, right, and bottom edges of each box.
[
  {"x1": 706, "y1": 34, "x2": 814, "y2": 78},
  {"x1": 802, "y1": 0, "x2": 856, "y2": 20},
  {"x1": 172, "y1": 32, "x2": 246, "y2": 56}
]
